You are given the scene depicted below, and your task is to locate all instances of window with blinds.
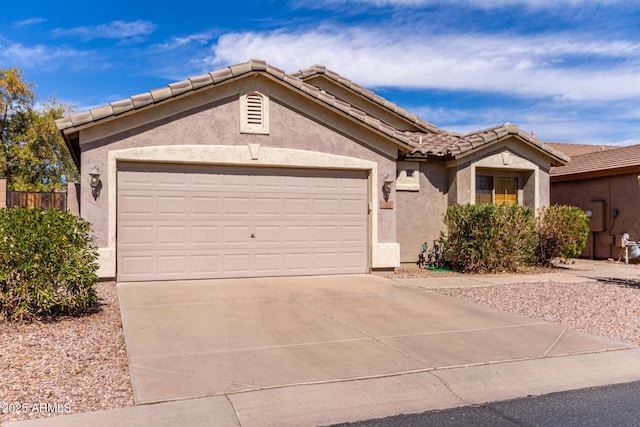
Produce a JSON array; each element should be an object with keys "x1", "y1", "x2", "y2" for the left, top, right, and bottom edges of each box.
[
  {"x1": 476, "y1": 175, "x2": 517, "y2": 205},
  {"x1": 495, "y1": 177, "x2": 517, "y2": 205}
]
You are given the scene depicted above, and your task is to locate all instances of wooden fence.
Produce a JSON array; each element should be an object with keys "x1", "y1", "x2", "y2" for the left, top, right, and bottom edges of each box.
[{"x1": 7, "y1": 191, "x2": 68, "y2": 211}]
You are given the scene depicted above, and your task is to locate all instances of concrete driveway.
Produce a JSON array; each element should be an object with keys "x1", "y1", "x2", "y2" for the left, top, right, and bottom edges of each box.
[{"x1": 117, "y1": 274, "x2": 632, "y2": 408}]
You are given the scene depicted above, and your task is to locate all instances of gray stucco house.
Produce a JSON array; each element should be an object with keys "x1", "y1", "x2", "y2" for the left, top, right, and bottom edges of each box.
[{"x1": 56, "y1": 59, "x2": 568, "y2": 281}]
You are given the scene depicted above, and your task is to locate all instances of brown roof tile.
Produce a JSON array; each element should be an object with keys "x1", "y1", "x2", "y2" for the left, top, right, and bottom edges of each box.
[
  {"x1": 551, "y1": 144, "x2": 640, "y2": 179},
  {"x1": 546, "y1": 142, "x2": 620, "y2": 157},
  {"x1": 407, "y1": 123, "x2": 568, "y2": 165}
]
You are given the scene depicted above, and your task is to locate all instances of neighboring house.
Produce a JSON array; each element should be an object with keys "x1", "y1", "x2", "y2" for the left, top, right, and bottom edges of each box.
[
  {"x1": 56, "y1": 59, "x2": 568, "y2": 281},
  {"x1": 546, "y1": 142, "x2": 619, "y2": 158},
  {"x1": 551, "y1": 144, "x2": 640, "y2": 260}
]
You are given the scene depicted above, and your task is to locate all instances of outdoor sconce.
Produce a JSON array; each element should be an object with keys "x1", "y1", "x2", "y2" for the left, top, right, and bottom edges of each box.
[
  {"x1": 382, "y1": 174, "x2": 394, "y2": 202},
  {"x1": 89, "y1": 166, "x2": 102, "y2": 200}
]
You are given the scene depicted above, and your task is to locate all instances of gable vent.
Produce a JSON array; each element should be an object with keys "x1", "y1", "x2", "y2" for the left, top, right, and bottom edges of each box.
[
  {"x1": 246, "y1": 94, "x2": 263, "y2": 125},
  {"x1": 240, "y1": 92, "x2": 269, "y2": 134}
]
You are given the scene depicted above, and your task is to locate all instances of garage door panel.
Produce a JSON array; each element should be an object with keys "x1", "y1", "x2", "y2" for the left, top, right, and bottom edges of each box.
[
  {"x1": 223, "y1": 226, "x2": 252, "y2": 244},
  {"x1": 340, "y1": 251, "x2": 367, "y2": 269},
  {"x1": 313, "y1": 198, "x2": 339, "y2": 216},
  {"x1": 157, "y1": 255, "x2": 188, "y2": 275},
  {"x1": 191, "y1": 226, "x2": 220, "y2": 245},
  {"x1": 284, "y1": 225, "x2": 311, "y2": 244},
  {"x1": 284, "y1": 253, "x2": 310, "y2": 272},
  {"x1": 254, "y1": 197, "x2": 282, "y2": 217},
  {"x1": 223, "y1": 174, "x2": 252, "y2": 190},
  {"x1": 120, "y1": 225, "x2": 154, "y2": 247},
  {"x1": 284, "y1": 198, "x2": 312, "y2": 217},
  {"x1": 157, "y1": 196, "x2": 188, "y2": 215},
  {"x1": 191, "y1": 196, "x2": 222, "y2": 216},
  {"x1": 223, "y1": 253, "x2": 252, "y2": 273},
  {"x1": 342, "y1": 225, "x2": 367, "y2": 243},
  {"x1": 191, "y1": 255, "x2": 221, "y2": 275},
  {"x1": 224, "y1": 197, "x2": 253, "y2": 216},
  {"x1": 118, "y1": 164, "x2": 368, "y2": 281},
  {"x1": 120, "y1": 255, "x2": 154, "y2": 278},
  {"x1": 254, "y1": 225, "x2": 282, "y2": 244},
  {"x1": 254, "y1": 253, "x2": 283, "y2": 273},
  {"x1": 314, "y1": 252, "x2": 341, "y2": 271},
  {"x1": 157, "y1": 226, "x2": 188, "y2": 246},
  {"x1": 157, "y1": 173, "x2": 190, "y2": 188},
  {"x1": 254, "y1": 175, "x2": 282, "y2": 189},
  {"x1": 340, "y1": 198, "x2": 366, "y2": 216},
  {"x1": 119, "y1": 195, "x2": 153, "y2": 217},
  {"x1": 314, "y1": 225, "x2": 340, "y2": 243}
]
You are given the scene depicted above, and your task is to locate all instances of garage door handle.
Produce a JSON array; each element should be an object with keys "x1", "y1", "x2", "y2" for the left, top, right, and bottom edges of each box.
[{"x1": 250, "y1": 234, "x2": 255, "y2": 238}]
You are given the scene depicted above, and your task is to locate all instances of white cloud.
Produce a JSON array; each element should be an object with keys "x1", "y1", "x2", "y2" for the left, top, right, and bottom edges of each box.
[
  {"x1": 54, "y1": 20, "x2": 157, "y2": 40},
  {"x1": 0, "y1": 41, "x2": 84, "y2": 69},
  {"x1": 203, "y1": 26, "x2": 640, "y2": 102},
  {"x1": 13, "y1": 18, "x2": 46, "y2": 28}
]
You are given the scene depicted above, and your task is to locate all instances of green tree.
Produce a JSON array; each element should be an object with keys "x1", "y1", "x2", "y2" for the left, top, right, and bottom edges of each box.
[{"x1": 0, "y1": 67, "x2": 77, "y2": 191}]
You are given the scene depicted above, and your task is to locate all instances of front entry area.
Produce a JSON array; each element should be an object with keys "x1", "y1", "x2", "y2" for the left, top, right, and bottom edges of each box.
[{"x1": 116, "y1": 163, "x2": 369, "y2": 281}]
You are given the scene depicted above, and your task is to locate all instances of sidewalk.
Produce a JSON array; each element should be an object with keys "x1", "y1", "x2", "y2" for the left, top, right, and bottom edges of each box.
[{"x1": 5, "y1": 260, "x2": 640, "y2": 427}]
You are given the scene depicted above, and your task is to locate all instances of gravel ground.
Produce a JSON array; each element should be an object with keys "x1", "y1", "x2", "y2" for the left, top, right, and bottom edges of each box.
[
  {"x1": 434, "y1": 279, "x2": 640, "y2": 347},
  {"x1": 0, "y1": 282, "x2": 134, "y2": 425},
  {"x1": 1, "y1": 268, "x2": 638, "y2": 424}
]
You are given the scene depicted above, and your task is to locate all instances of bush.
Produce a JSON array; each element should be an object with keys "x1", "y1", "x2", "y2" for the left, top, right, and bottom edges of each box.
[
  {"x1": 0, "y1": 208, "x2": 98, "y2": 321},
  {"x1": 442, "y1": 204, "x2": 538, "y2": 273},
  {"x1": 536, "y1": 205, "x2": 589, "y2": 263}
]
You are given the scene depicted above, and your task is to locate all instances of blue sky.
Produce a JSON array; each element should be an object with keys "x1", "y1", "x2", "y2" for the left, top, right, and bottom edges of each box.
[{"x1": 2, "y1": 0, "x2": 640, "y2": 145}]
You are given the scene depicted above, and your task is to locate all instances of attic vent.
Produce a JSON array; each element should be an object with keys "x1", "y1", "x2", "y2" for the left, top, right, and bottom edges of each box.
[
  {"x1": 246, "y1": 94, "x2": 263, "y2": 125},
  {"x1": 240, "y1": 92, "x2": 269, "y2": 134}
]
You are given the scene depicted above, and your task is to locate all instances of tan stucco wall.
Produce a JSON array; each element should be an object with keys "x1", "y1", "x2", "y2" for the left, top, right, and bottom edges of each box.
[
  {"x1": 397, "y1": 160, "x2": 449, "y2": 263},
  {"x1": 77, "y1": 75, "x2": 401, "y2": 276},
  {"x1": 551, "y1": 173, "x2": 640, "y2": 260}
]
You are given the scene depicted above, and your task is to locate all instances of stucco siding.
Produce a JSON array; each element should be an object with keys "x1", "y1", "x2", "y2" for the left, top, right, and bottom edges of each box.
[
  {"x1": 397, "y1": 160, "x2": 449, "y2": 263},
  {"x1": 551, "y1": 173, "x2": 640, "y2": 260}
]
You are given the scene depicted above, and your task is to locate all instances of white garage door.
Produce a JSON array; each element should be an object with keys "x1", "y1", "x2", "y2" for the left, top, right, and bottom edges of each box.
[{"x1": 117, "y1": 163, "x2": 369, "y2": 281}]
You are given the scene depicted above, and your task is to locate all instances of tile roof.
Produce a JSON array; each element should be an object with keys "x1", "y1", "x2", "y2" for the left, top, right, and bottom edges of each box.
[
  {"x1": 407, "y1": 124, "x2": 569, "y2": 164},
  {"x1": 551, "y1": 144, "x2": 640, "y2": 179},
  {"x1": 292, "y1": 65, "x2": 442, "y2": 134},
  {"x1": 56, "y1": 59, "x2": 567, "y2": 166},
  {"x1": 546, "y1": 142, "x2": 620, "y2": 158},
  {"x1": 56, "y1": 59, "x2": 416, "y2": 151}
]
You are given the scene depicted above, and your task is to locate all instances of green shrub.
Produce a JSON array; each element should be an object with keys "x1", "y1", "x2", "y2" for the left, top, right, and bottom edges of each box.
[
  {"x1": 0, "y1": 208, "x2": 98, "y2": 321},
  {"x1": 442, "y1": 204, "x2": 537, "y2": 273},
  {"x1": 536, "y1": 205, "x2": 589, "y2": 263}
]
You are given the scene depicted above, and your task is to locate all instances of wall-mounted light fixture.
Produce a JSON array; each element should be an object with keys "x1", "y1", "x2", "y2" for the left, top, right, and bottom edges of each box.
[
  {"x1": 382, "y1": 174, "x2": 394, "y2": 202},
  {"x1": 89, "y1": 166, "x2": 102, "y2": 200}
]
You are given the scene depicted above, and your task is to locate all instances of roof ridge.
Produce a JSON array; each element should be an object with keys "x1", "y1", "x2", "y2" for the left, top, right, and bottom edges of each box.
[{"x1": 292, "y1": 64, "x2": 442, "y2": 134}]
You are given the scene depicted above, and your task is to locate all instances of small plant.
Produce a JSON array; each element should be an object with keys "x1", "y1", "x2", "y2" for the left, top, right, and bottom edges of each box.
[
  {"x1": 418, "y1": 240, "x2": 448, "y2": 270},
  {"x1": 536, "y1": 205, "x2": 589, "y2": 264},
  {"x1": 0, "y1": 208, "x2": 98, "y2": 321}
]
